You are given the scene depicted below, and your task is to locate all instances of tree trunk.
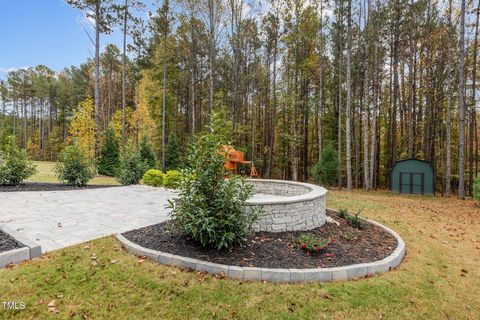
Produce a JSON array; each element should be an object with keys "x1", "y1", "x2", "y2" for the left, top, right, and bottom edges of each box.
[
  {"x1": 122, "y1": 0, "x2": 128, "y2": 148},
  {"x1": 469, "y1": 0, "x2": 480, "y2": 194},
  {"x1": 458, "y1": 0, "x2": 466, "y2": 199},
  {"x1": 95, "y1": 1, "x2": 101, "y2": 155},
  {"x1": 162, "y1": 3, "x2": 168, "y2": 172},
  {"x1": 346, "y1": 0, "x2": 353, "y2": 191}
]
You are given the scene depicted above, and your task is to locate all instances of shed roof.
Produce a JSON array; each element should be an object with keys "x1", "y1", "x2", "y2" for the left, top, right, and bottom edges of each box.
[{"x1": 392, "y1": 157, "x2": 433, "y2": 168}]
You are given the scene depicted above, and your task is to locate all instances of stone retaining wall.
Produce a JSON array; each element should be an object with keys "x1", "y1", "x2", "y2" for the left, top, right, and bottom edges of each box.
[{"x1": 245, "y1": 179, "x2": 328, "y2": 232}]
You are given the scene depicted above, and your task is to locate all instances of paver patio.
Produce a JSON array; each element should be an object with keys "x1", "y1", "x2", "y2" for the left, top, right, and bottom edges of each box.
[{"x1": 0, "y1": 186, "x2": 175, "y2": 252}]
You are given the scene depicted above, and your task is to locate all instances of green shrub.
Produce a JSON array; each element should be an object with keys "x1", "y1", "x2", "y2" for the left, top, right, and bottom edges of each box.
[
  {"x1": 139, "y1": 137, "x2": 157, "y2": 170},
  {"x1": 296, "y1": 234, "x2": 329, "y2": 255},
  {"x1": 337, "y1": 208, "x2": 348, "y2": 219},
  {"x1": 164, "y1": 170, "x2": 181, "y2": 189},
  {"x1": 55, "y1": 143, "x2": 93, "y2": 186},
  {"x1": 346, "y1": 212, "x2": 362, "y2": 229},
  {"x1": 117, "y1": 143, "x2": 147, "y2": 185},
  {"x1": 0, "y1": 135, "x2": 37, "y2": 186},
  {"x1": 98, "y1": 128, "x2": 120, "y2": 176},
  {"x1": 312, "y1": 144, "x2": 338, "y2": 186},
  {"x1": 142, "y1": 169, "x2": 165, "y2": 187},
  {"x1": 336, "y1": 208, "x2": 363, "y2": 229},
  {"x1": 169, "y1": 110, "x2": 261, "y2": 249}
]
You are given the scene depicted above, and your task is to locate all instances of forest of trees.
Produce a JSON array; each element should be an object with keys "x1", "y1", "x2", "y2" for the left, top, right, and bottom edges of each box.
[{"x1": 0, "y1": 0, "x2": 479, "y2": 198}]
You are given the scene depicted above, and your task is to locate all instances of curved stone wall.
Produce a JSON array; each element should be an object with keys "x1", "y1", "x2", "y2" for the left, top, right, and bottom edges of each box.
[{"x1": 245, "y1": 179, "x2": 327, "y2": 232}]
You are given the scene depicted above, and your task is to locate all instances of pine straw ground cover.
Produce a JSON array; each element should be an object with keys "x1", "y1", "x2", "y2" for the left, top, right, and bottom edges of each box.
[{"x1": 1, "y1": 190, "x2": 479, "y2": 319}]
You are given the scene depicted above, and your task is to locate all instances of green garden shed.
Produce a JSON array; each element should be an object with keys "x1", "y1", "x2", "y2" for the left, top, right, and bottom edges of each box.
[{"x1": 390, "y1": 158, "x2": 434, "y2": 195}]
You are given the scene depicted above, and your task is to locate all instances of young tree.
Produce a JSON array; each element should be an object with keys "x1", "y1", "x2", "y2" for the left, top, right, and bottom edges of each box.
[
  {"x1": 113, "y1": 0, "x2": 144, "y2": 148},
  {"x1": 165, "y1": 132, "x2": 181, "y2": 170},
  {"x1": 98, "y1": 128, "x2": 121, "y2": 176},
  {"x1": 312, "y1": 144, "x2": 339, "y2": 187},
  {"x1": 68, "y1": 97, "x2": 96, "y2": 160},
  {"x1": 66, "y1": 0, "x2": 116, "y2": 154}
]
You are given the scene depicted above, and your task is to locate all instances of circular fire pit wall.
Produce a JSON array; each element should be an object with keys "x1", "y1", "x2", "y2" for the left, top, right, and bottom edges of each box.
[{"x1": 245, "y1": 179, "x2": 327, "y2": 232}]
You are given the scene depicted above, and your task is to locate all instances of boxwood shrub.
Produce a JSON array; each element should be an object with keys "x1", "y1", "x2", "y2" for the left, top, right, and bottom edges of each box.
[{"x1": 143, "y1": 169, "x2": 165, "y2": 187}]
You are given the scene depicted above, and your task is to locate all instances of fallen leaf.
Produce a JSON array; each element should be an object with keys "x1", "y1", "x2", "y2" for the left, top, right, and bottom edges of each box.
[{"x1": 47, "y1": 300, "x2": 56, "y2": 313}]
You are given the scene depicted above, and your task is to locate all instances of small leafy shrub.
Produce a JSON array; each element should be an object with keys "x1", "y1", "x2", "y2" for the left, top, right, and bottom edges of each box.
[
  {"x1": 344, "y1": 230, "x2": 356, "y2": 241},
  {"x1": 336, "y1": 208, "x2": 363, "y2": 229},
  {"x1": 346, "y1": 212, "x2": 362, "y2": 229},
  {"x1": 139, "y1": 137, "x2": 157, "y2": 170},
  {"x1": 98, "y1": 128, "x2": 120, "y2": 176},
  {"x1": 164, "y1": 170, "x2": 181, "y2": 189},
  {"x1": 117, "y1": 144, "x2": 147, "y2": 185},
  {"x1": 312, "y1": 144, "x2": 338, "y2": 186},
  {"x1": 296, "y1": 234, "x2": 329, "y2": 255},
  {"x1": 169, "y1": 110, "x2": 261, "y2": 249},
  {"x1": 0, "y1": 135, "x2": 37, "y2": 186},
  {"x1": 336, "y1": 208, "x2": 348, "y2": 219},
  {"x1": 143, "y1": 169, "x2": 165, "y2": 187},
  {"x1": 55, "y1": 143, "x2": 93, "y2": 186}
]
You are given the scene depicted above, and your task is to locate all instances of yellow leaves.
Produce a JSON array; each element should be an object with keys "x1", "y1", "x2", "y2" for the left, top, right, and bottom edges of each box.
[
  {"x1": 68, "y1": 97, "x2": 96, "y2": 160},
  {"x1": 109, "y1": 107, "x2": 133, "y2": 141}
]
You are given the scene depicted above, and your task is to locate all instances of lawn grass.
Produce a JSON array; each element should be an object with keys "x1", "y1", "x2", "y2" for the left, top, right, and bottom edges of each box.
[
  {"x1": 1, "y1": 190, "x2": 479, "y2": 319},
  {"x1": 27, "y1": 161, "x2": 119, "y2": 186}
]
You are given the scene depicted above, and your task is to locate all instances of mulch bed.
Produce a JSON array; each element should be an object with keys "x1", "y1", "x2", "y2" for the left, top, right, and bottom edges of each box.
[
  {"x1": 122, "y1": 210, "x2": 397, "y2": 269},
  {"x1": 0, "y1": 182, "x2": 119, "y2": 193},
  {"x1": 0, "y1": 229, "x2": 24, "y2": 253}
]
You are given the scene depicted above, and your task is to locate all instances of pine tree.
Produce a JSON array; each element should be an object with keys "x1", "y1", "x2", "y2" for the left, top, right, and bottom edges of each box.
[
  {"x1": 98, "y1": 128, "x2": 120, "y2": 176},
  {"x1": 139, "y1": 137, "x2": 157, "y2": 169},
  {"x1": 312, "y1": 144, "x2": 339, "y2": 187},
  {"x1": 165, "y1": 133, "x2": 181, "y2": 170}
]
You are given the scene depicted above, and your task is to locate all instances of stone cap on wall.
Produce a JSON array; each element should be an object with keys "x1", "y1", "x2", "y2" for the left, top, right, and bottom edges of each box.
[{"x1": 245, "y1": 179, "x2": 328, "y2": 205}]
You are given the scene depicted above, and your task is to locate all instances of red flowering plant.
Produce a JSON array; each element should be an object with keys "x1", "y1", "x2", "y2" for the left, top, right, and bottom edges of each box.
[{"x1": 296, "y1": 234, "x2": 329, "y2": 255}]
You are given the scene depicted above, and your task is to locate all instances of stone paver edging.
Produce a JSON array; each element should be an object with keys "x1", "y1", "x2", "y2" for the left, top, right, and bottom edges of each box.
[
  {"x1": 0, "y1": 224, "x2": 42, "y2": 268},
  {"x1": 116, "y1": 215, "x2": 406, "y2": 282}
]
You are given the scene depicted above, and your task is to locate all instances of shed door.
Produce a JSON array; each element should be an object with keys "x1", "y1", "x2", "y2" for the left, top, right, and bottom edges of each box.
[{"x1": 399, "y1": 172, "x2": 424, "y2": 195}]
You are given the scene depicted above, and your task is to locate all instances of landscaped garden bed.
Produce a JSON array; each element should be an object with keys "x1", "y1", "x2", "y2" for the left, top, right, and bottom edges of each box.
[
  {"x1": 0, "y1": 229, "x2": 24, "y2": 253},
  {"x1": 0, "y1": 225, "x2": 42, "y2": 268},
  {"x1": 122, "y1": 209, "x2": 397, "y2": 269},
  {"x1": 0, "y1": 182, "x2": 119, "y2": 193}
]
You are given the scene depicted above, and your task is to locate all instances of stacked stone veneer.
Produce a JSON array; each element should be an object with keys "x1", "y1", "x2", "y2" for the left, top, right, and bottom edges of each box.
[{"x1": 245, "y1": 179, "x2": 328, "y2": 232}]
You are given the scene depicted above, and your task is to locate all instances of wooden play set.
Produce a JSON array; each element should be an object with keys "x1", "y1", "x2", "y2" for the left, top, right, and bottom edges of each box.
[{"x1": 221, "y1": 145, "x2": 259, "y2": 178}]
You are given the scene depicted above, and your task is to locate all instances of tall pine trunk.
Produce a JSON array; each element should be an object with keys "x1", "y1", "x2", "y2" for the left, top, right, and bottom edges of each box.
[
  {"x1": 458, "y1": 0, "x2": 466, "y2": 199},
  {"x1": 346, "y1": 0, "x2": 353, "y2": 191}
]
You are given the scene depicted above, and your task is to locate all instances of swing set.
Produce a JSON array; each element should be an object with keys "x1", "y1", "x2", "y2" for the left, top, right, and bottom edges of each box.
[{"x1": 221, "y1": 145, "x2": 259, "y2": 178}]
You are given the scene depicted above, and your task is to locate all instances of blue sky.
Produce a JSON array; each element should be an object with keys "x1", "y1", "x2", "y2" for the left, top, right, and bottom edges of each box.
[{"x1": 0, "y1": 0, "x2": 137, "y2": 79}]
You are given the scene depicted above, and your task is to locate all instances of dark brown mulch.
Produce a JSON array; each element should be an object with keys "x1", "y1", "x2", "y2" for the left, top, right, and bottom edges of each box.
[
  {"x1": 0, "y1": 182, "x2": 119, "y2": 193},
  {"x1": 122, "y1": 210, "x2": 398, "y2": 269},
  {"x1": 0, "y1": 229, "x2": 24, "y2": 253}
]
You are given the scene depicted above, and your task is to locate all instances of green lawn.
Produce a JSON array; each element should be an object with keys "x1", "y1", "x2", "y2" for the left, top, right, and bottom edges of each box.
[
  {"x1": 27, "y1": 161, "x2": 119, "y2": 185},
  {"x1": 1, "y1": 190, "x2": 479, "y2": 319}
]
